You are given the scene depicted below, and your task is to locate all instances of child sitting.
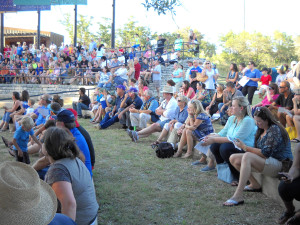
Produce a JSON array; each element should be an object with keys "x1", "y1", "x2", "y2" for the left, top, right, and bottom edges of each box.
[
  {"x1": 124, "y1": 78, "x2": 139, "y2": 91},
  {"x1": 13, "y1": 116, "x2": 42, "y2": 164},
  {"x1": 258, "y1": 67, "x2": 272, "y2": 99}
]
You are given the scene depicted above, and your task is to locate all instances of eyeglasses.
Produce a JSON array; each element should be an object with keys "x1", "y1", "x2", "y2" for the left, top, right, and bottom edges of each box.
[
  {"x1": 177, "y1": 99, "x2": 182, "y2": 102},
  {"x1": 279, "y1": 86, "x2": 286, "y2": 89}
]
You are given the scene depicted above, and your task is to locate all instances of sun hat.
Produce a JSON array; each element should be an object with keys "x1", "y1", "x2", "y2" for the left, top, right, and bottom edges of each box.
[
  {"x1": 0, "y1": 161, "x2": 57, "y2": 225},
  {"x1": 57, "y1": 109, "x2": 75, "y2": 124},
  {"x1": 162, "y1": 85, "x2": 174, "y2": 94}
]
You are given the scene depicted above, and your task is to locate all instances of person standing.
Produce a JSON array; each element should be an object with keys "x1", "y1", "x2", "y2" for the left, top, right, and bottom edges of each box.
[
  {"x1": 152, "y1": 59, "x2": 162, "y2": 97},
  {"x1": 72, "y1": 88, "x2": 91, "y2": 118},
  {"x1": 156, "y1": 35, "x2": 167, "y2": 55},
  {"x1": 189, "y1": 60, "x2": 202, "y2": 92},
  {"x1": 242, "y1": 61, "x2": 261, "y2": 104}
]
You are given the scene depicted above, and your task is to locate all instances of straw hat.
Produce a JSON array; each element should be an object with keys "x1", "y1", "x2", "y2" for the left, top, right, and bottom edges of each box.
[
  {"x1": 162, "y1": 85, "x2": 174, "y2": 94},
  {"x1": 0, "y1": 161, "x2": 57, "y2": 225}
]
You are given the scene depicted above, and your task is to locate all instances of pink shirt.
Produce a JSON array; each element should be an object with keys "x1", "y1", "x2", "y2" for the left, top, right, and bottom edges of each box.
[
  {"x1": 184, "y1": 87, "x2": 195, "y2": 99},
  {"x1": 261, "y1": 94, "x2": 279, "y2": 106}
]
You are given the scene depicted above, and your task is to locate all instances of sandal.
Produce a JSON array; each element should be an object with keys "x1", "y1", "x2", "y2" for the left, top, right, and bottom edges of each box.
[
  {"x1": 286, "y1": 213, "x2": 300, "y2": 225},
  {"x1": 223, "y1": 199, "x2": 244, "y2": 207},
  {"x1": 231, "y1": 181, "x2": 239, "y2": 186},
  {"x1": 1, "y1": 136, "x2": 11, "y2": 148},
  {"x1": 291, "y1": 138, "x2": 300, "y2": 143},
  {"x1": 181, "y1": 153, "x2": 193, "y2": 159}
]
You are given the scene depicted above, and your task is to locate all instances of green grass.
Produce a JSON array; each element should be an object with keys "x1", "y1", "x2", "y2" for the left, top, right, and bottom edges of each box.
[{"x1": 0, "y1": 94, "x2": 286, "y2": 225}]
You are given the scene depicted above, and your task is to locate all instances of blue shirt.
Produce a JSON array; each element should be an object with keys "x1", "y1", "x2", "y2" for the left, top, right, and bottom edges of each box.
[
  {"x1": 141, "y1": 97, "x2": 159, "y2": 122},
  {"x1": 257, "y1": 124, "x2": 293, "y2": 161},
  {"x1": 35, "y1": 106, "x2": 50, "y2": 126},
  {"x1": 244, "y1": 69, "x2": 261, "y2": 87},
  {"x1": 115, "y1": 94, "x2": 125, "y2": 111},
  {"x1": 271, "y1": 67, "x2": 279, "y2": 83},
  {"x1": 193, "y1": 113, "x2": 214, "y2": 139},
  {"x1": 13, "y1": 126, "x2": 34, "y2": 152},
  {"x1": 17, "y1": 47, "x2": 23, "y2": 56},
  {"x1": 189, "y1": 66, "x2": 202, "y2": 79},
  {"x1": 219, "y1": 115, "x2": 257, "y2": 147},
  {"x1": 125, "y1": 95, "x2": 143, "y2": 109},
  {"x1": 172, "y1": 68, "x2": 184, "y2": 83},
  {"x1": 174, "y1": 106, "x2": 188, "y2": 123},
  {"x1": 70, "y1": 128, "x2": 92, "y2": 177}
]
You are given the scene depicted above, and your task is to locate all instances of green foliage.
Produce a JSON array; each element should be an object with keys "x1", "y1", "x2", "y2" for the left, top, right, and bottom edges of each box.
[
  {"x1": 296, "y1": 36, "x2": 300, "y2": 60},
  {"x1": 142, "y1": 0, "x2": 182, "y2": 15},
  {"x1": 96, "y1": 17, "x2": 112, "y2": 47},
  {"x1": 272, "y1": 30, "x2": 297, "y2": 63}
]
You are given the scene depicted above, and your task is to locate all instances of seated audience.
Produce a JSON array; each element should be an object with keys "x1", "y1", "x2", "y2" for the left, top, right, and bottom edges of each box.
[
  {"x1": 223, "y1": 107, "x2": 292, "y2": 206},
  {"x1": 153, "y1": 95, "x2": 188, "y2": 145},
  {"x1": 277, "y1": 143, "x2": 300, "y2": 224},
  {"x1": 180, "y1": 80, "x2": 195, "y2": 99},
  {"x1": 193, "y1": 81, "x2": 211, "y2": 108},
  {"x1": 113, "y1": 64, "x2": 128, "y2": 85},
  {"x1": 128, "y1": 85, "x2": 177, "y2": 142},
  {"x1": 252, "y1": 83, "x2": 279, "y2": 111},
  {"x1": 174, "y1": 99, "x2": 214, "y2": 158},
  {"x1": 202, "y1": 96, "x2": 256, "y2": 182},
  {"x1": 258, "y1": 67, "x2": 272, "y2": 99},
  {"x1": 129, "y1": 90, "x2": 159, "y2": 130},
  {"x1": 98, "y1": 66, "x2": 112, "y2": 89},
  {"x1": 43, "y1": 127, "x2": 99, "y2": 225},
  {"x1": 206, "y1": 83, "x2": 224, "y2": 116},
  {"x1": 286, "y1": 88, "x2": 300, "y2": 142},
  {"x1": 72, "y1": 87, "x2": 91, "y2": 118}
]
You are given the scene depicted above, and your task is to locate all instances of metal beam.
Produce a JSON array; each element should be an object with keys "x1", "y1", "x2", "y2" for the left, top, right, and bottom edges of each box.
[
  {"x1": 73, "y1": 4, "x2": 77, "y2": 47},
  {"x1": 111, "y1": 0, "x2": 115, "y2": 48},
  {"x1": 0, "y1": 13, "x2": 4, "y2": 53},
  {"x1": 37, "y1": 9, "x2": 41, "y2": 49}
]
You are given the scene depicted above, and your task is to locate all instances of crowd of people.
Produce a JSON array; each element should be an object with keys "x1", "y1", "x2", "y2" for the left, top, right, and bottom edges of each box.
[{"x1": 1, "y1": 36, "x2": 300, "y2": 223}]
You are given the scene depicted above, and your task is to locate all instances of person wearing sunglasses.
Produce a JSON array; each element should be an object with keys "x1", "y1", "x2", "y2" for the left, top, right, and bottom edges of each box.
[
  {"x1": 242, "y1": 61, "x2": 261, "y2": 104},
  {"x1": 269, "y1": 81, "x2": 294, "y2": 127},
  {"x1": 286, "y1": 88, "x2": 300, "y2": 143},
  {"x1": 223, "y1": 107, "x2": 292, "y2": 206}
]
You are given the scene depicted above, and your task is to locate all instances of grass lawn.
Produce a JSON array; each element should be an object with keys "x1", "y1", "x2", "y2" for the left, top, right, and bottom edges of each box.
[{"x1": 0, "y1": 94, "x2": 288, "y2": 225}]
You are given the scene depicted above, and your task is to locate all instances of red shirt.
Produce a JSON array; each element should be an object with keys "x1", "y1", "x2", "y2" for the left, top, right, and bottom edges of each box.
[
  {"x1": 260, "y1": 74, "x2": 272, "y2": 85},
  {"x1": 134, "y1": 62, "x2": 141, "y2": 80}
]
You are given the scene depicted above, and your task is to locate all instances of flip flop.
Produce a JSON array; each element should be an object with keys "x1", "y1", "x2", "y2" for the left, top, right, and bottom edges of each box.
[
  {"x1": 223, "y1": 199, "x2": 244, "y2": 207},
  {"x1": 291, "y1": 138, "x2": 300, "y2": 143},
  {"x1": 244, "y1": 185, "x2": 262, "y2": 192},
  {"x1": 1, "y1": 136, "x2": 10, "y2": 148},
  {"x1": 231, "y1": 181, "x2": 239, "y2": 186}
]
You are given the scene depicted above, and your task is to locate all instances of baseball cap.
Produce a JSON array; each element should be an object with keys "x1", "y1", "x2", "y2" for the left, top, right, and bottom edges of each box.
[
  {"x1": 116, "y1": 85, "x2": 126, "y2": 91},
  {"x1": 128, "y1": 87, "x2": 138, "y2": 93},
  {"x1": 56, "y1": 110, "x2": 75, "y2": 124},
  {"x1": 66, "y1": 108, "x2": 80, "y2": 128}
]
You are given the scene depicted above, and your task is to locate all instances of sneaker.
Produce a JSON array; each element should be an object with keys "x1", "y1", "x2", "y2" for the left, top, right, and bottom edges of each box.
[
  {"x1": 200, "y1": 166, "x2": 216, "y2": 172},
  {"x1": 127, "y1": 129, "x2": 133, "y2": 140},
  {"x1": 191, "y1": 161, "x2": 206, "y2": 166},
  {"x1": 132, "y1": 131, "x2": 139, "y2": 143}
]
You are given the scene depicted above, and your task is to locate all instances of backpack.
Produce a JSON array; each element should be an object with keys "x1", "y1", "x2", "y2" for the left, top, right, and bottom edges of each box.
[{"x1": 155, "y1": 142, "x2": 175, "y2": 158}]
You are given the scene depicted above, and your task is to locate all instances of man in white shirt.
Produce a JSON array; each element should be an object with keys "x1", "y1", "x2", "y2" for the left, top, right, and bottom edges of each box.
[
  {"x1": 113, "y1": 64, "x2": 128, "y2": 85},
  {"x1": 89, "y1": 39, "x2": 97, "y2": 52},
  {"x1": 128, "y1": 85, "x2": 178, "y2": 142}
]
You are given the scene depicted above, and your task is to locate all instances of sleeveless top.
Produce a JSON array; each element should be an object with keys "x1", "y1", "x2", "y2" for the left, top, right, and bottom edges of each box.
[{"x1": 215, "y1": 93, "x2": 223, "y2": 104}]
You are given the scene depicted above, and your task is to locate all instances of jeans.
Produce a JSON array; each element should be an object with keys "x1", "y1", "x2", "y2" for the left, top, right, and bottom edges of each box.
[
  {"x1": 218, "y1": 103, "x2": 228, "y2": 119},
  {"x1": 278, "y1": 177, "x2": 300, "y2": 202},
  {"x1": 100, "y1": 112, "x2": 119, "y2": 129},
  {"x1": 114, "y1": 76, "x2": 127, "y2": 86},
  {"x1": 72, "y1": 102, "x2": 89, "y2": 116},
  {"x1": 210, "y1": 143, "x2": 245, "y2": 181},
  {"x1": 242, "y1": 85, "x2": 257, "y2": 105},
  {"x1": 3, "y1": 112, "x2": 12, "y2": 123},
  {"x1": 98, "y1": 82, "x2": 112, "y2": 89}
]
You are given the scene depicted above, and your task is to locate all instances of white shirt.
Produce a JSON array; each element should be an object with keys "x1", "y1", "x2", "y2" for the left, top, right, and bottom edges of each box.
[
  {"x1": 185, "y1": 66, "x2": 193, "y2": 80},
  {"x1": 204, "y1": 69, "x2": 216, "y2": 90},
  {"x1": 160, "y1": 97, "x2": 178, "y2": 121},
  {"x1": 152, "y1": 65, "x2": 162, "y2": 81},
  {"x1": 115, "y1": 68, "x2": 128, "y2": 80}
]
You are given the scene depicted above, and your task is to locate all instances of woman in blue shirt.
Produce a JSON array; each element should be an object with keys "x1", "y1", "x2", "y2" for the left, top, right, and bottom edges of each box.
[
  {"x1": 223, "y1": 107, "x2": 292, "y2": 206},
  {"x1": 174, "y1": 99, "x2": 214, "y2": 159},
  {"x1": 242, "y1": 61, "x2": 261, "y2": 104},
  {"x1": 202, "y1": 96, "x2": 256, "y2": 178}
]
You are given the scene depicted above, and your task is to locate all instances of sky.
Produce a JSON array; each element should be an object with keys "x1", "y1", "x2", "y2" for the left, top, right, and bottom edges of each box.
[{"x1": 3, "y1": 0, "x2": 300, "y2": 49}]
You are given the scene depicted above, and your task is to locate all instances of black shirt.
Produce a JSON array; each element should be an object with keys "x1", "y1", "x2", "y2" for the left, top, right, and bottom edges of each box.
[
  {"x1": 80, "y1": 94, "x2": 91, "y2": 107},
  {"x1": 80, "y1": 60, "x2": 89, "y2": 68},
  {"x1": 275, "y1": 92, "x2": 294, "y2": 109},
  {"x1": 157, "y1": 38, "x2": 167, "y2": 50}
]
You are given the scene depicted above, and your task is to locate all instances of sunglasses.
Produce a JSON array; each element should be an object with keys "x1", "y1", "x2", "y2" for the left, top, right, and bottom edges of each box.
[
  {"x1": 206, "y1": 63, "x2": 210, "y2": 65},
  {"x1": 279, "y1": 86, "x2": 286, "y2": 89},
  {"x1": 177, "y1": 99, "x2": 182, "y2": 102}
]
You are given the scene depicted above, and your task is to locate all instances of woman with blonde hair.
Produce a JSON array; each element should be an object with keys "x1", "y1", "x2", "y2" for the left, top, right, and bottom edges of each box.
[
  {"x1": 202, "y1": 96, "x2": 257, "y2": 181},
  {"x1": 127, "y1": 60, "x2": 135, "y2": 80},
  {"x1": 174, "y1": 99, "x2": 214, "y2": 158}
]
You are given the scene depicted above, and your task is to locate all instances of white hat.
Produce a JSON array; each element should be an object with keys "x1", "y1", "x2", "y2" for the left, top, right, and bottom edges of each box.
[
  {"x1": 0, "y1": 161, "x2": 57, "y2": 225},
  {"x1": 162, "y1": 85, "x2": 174, "y2": 94}
]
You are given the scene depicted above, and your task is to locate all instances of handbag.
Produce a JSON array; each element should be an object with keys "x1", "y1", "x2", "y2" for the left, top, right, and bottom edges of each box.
[
  {"x1": 285, "y1": 127, "x2": 297, "y2": 140},
  {"x1": 196, "y1": 72, "x2": 208, "y2": 82},
  {"x1": 216, "y1": 163, "x2": 234, "y2": 184}
]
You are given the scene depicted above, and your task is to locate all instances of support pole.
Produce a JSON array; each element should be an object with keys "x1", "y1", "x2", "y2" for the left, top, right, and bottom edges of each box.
[
  {"x1": 243, "y1": 0, "x2": 246, "y2": 31},
  {"x1": 74, "y1": 5, "x2": 77, "y2": 47},
  {"x1": 37, "y1": 9, "x2": 41, "y2": 49},
  {"x1": 111, "y1": 0, "x2": 115, "y2": 48},
  {"x1": 0, "y1": 13, "x2": 4, "y2": 54}
]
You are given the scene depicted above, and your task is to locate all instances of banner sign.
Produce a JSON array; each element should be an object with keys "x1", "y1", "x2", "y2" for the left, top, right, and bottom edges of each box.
[
  {"x1": 13, "y1": 0, "x2": 87, "y2": 5},
  {"x1": 0, "y1": 0, "x2": 50, "y2": 11}
]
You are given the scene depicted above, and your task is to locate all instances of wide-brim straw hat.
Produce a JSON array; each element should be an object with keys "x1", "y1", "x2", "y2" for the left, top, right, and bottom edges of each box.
[
  {"x1": 162, "y1": 85, "x2": 174, "y2": 94},
  {"x1": 0, "y1": 161, "x2": 57, "y2": 225}
]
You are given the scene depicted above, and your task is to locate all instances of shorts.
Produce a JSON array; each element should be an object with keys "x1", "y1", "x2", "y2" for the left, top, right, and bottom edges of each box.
[
  {"x1": 153, "y1": 80, "x2": 161, "y2": 89},
  {"x1": 156, "y1": 119, "x2": 171, "y2": 129},
  {"x1": 262, "y1": 157, "x2": 282, "y2": 177}
]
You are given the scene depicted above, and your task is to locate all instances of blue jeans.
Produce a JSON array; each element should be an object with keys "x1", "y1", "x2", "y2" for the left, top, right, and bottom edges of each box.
[
  {"x1": 114, "y1": 76, "x2": 127, "y2": 86},
  {"x1": 3, "y1": 112, "x2": 12, "y2": 123},
  {"x1": 72, "y1": 102, "x2": 89, "y2": 116},
  {"x1": 98, "y1": 82, "x2": 112, "y2": 89},
  {"x1": 218, "y1": 103, "x2": 228, "y2": 119},
  {"x1": 100, "y1": 112, "x2": 119, "y2": 129}
]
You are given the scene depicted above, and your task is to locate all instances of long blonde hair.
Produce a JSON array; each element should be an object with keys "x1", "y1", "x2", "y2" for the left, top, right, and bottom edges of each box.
[
  {"x1": 189, "y1": 99, "x2": 209, "y2": 117},
  {"x1": 232, "y1": 96, "x2": 252, "y2": 119}
]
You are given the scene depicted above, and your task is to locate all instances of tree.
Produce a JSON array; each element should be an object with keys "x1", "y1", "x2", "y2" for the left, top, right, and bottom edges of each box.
[
  {"x1": 142, "y1": 0, "x2": 182, "y2": 15},
  {"x1": 272, "y1": 31, "x2": 297, "y2": 64},
  {"x1": 96, "y1": 17, "x2": 112, "y2": 47},
  {"x1": 295, "y1": 35, "x2": 300, "y2": 60}
]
